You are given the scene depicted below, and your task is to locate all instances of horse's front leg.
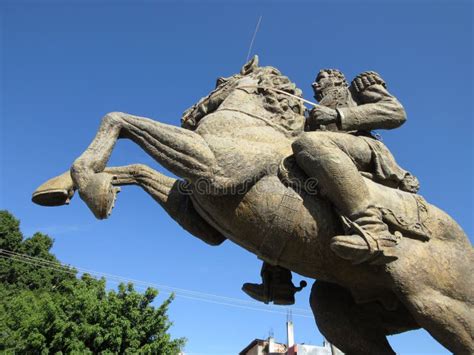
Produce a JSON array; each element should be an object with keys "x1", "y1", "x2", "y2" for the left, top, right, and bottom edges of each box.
[
  {"x1": 32, "y1": 164, "x2": 226, "y2": 246},
  {"x1": 71, "y1": 112, "x2": 222, "y2": 219}
]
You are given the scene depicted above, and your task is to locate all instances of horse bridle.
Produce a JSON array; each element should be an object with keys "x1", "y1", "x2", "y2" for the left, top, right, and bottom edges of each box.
[{"x1": 181, "y1": 84, "x2": 320, "y2": 127}]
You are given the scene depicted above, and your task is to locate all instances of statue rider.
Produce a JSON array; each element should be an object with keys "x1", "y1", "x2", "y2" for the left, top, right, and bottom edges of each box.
[{"x1": 242, "y1": 69, "x2": 419, "y2": 305}]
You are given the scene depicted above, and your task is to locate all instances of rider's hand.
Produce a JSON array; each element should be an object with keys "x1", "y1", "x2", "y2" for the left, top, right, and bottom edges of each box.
[{"x1": 308, "y1": 106, "x2": 338, "y2": 126}]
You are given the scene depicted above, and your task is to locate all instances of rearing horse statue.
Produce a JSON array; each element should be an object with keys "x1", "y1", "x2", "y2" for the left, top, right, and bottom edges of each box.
[{"x1": 33, "y1": 57, "x2": 473, "y2": 354}]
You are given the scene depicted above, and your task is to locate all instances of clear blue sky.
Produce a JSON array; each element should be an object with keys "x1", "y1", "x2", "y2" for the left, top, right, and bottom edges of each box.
[{"x1": 1, "y1": 0, "x2": 472, "y2": 354}]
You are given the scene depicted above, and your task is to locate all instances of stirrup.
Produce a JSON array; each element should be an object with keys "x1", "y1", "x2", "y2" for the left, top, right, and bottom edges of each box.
[{"x1": 338, "y1": 216, "x2": 400, "y2": 265}]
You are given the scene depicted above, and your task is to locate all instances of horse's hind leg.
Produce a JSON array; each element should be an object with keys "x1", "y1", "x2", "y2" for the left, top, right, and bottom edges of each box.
[
  {"x1": 106, "y1": 164, "x2": 226, "y2": 246},
  {"x1": 400, "y1": 289, "x2": 474, "y2": 354},
  {"x1": 310, "y1": 281, "x2": 417, "y2": 355},
  {"x1": 390, "y1": 230, "x2": 474, "y2": 353},
  {"x1": 71, "y1": 112, "x2": 221, "y2": 219}
]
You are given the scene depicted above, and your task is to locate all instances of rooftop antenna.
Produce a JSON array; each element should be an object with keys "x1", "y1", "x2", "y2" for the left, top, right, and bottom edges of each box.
[
  {"x1": 246, "y1": 15, "x2": 263, "y2": 62},
  {"x1": 287, "y1": 310, "x2": 295, "y2": 347}
]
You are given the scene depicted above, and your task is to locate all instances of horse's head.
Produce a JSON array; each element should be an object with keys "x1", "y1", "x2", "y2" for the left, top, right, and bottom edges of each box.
[{"x1": 181, "y1": 56, "x2": 306, "y2": 135}]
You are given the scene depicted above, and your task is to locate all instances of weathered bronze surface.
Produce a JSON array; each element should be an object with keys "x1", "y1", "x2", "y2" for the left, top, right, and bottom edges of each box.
[{"x1": 33, "y1": 57, "x2": 473, "y2": 354}]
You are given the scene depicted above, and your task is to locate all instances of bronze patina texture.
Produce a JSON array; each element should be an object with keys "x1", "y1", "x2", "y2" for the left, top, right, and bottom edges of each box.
[{"x1": 33, "y1": 57, "x2": 473, "y2": 354}]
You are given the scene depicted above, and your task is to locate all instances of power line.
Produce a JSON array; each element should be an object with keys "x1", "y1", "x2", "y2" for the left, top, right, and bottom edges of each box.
[
  {"x1": 0, "y1": 253, "x2": 313, "y2": 318},
  {"x1": 0, "y1": 249, "x2": 311, "y2": 313},
  {"x1": 0, "y1": 249, "x2": 313, "y2": 318}
]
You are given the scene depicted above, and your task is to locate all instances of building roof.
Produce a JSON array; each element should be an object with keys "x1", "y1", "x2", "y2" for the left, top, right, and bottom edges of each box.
[{"x1": 239, "y1": 338, "x2": 266, "y2": 355}]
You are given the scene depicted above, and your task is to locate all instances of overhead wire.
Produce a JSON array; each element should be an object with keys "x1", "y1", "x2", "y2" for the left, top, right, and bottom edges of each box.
[
  {"x1": 0, "y1": 249, "x2": 313, "y2": 318},
  {"x1": 0, "y1": 252, "x2": 313, "y2": 318},
  {"x1": 0, "y1": 249, "x2": 310, "y2": 311}
]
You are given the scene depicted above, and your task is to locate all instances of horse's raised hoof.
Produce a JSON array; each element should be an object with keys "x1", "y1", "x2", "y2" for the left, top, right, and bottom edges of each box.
[
  {"x1": 78, "y1": 173, "x2": 120, "y2": 220},
  {"x1": 32, "y1": 171, "x2": 75, "y2": 206}
]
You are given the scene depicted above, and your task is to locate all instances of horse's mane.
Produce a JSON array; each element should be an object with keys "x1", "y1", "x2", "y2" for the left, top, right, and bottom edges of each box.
[
  {"x1": 181, "y1": 56, "x2": 306, "y2": 135},
  {"x1": 242, "y1": 56, "x2": 306, "y2": 135}
]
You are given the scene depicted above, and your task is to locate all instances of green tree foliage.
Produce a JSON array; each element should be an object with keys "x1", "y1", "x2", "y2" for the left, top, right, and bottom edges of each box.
[{"x1": 0, "y1": 210, "x2": 185, "y2": 354}]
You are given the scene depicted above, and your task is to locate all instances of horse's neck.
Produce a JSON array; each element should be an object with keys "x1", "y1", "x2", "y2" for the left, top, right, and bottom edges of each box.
[
  {"x1": 218, "y1": 88, "x2": 270, "y2": 117},
  {"x1": 215, "y1": 89, "x2": 303, "y2": 138}
]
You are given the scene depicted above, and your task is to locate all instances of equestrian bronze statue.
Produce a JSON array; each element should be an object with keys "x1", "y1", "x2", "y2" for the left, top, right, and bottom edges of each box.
[{"x1": 33, "y1": 56, "x2": 473, "y2": 354}]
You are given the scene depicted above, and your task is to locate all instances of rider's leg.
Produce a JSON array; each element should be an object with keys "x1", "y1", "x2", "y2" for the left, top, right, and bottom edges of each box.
[
  {"x1": 292, "y1": 131, "x2": 399, "y2": 264},
  {"x1": 360, "y1": 137, "x2": 419, "y2": 193},
  {"x1": 71, "y1": 112, "x2": 224, "y2": 218}
]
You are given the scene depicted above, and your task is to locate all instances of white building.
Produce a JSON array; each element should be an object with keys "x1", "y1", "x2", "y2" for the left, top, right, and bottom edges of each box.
[{"x1": 239, "y1": 321, "x2": 343, "y2": 355}]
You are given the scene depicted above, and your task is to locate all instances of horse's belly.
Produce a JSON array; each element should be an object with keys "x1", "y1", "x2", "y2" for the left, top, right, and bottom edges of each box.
[{"x1": 191, "y1": 175, "x2": 339, "y2": 276}]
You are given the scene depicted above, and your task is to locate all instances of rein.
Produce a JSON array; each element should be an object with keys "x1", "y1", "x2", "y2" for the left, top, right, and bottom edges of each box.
[
  {"x1": 237, "y1": 85, "x2": 319, "y2": 107},
  {"x1": 182, "y1": 84, "x2": 319, "y2": 127}
]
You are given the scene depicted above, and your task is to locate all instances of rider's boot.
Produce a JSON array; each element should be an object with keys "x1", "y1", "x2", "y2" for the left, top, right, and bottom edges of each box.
[
  {"x1": 330, "y1": 206, "x2": 401, "y2": 265},
  {"x1": 241, "y1": 283, "x2": 271, "y2": 304},
  {"x1": 242, "y1": 264, "x2": 306, "y2": 305},
  {"x1": 242, "y1": 282, "x2": 302, "y2": 305},
  {"x1": 242, "y1": 263, "x2": 272, "y2": 304}
]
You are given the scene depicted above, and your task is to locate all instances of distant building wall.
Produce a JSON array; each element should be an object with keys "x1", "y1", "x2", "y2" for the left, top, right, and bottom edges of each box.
[
  {"x1": 290, "y1": 341, "x2": 343, "y2": 355},
  {"x1": 239, "y1": 321, "x2": 343, "y2": 355},
  {"x1": 247, "y1": 343, "x2": 264, "y2": 355}
]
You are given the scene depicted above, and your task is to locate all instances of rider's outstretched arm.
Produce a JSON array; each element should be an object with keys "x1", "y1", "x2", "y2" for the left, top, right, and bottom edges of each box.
[{"x1": 337, "y1": 77, "x2": 407, "y2": 131}]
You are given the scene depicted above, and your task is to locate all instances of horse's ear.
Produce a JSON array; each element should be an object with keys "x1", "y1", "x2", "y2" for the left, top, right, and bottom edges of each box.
[{"x1": 240, "y1": 55, "x2": 259, "y2": 75}]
